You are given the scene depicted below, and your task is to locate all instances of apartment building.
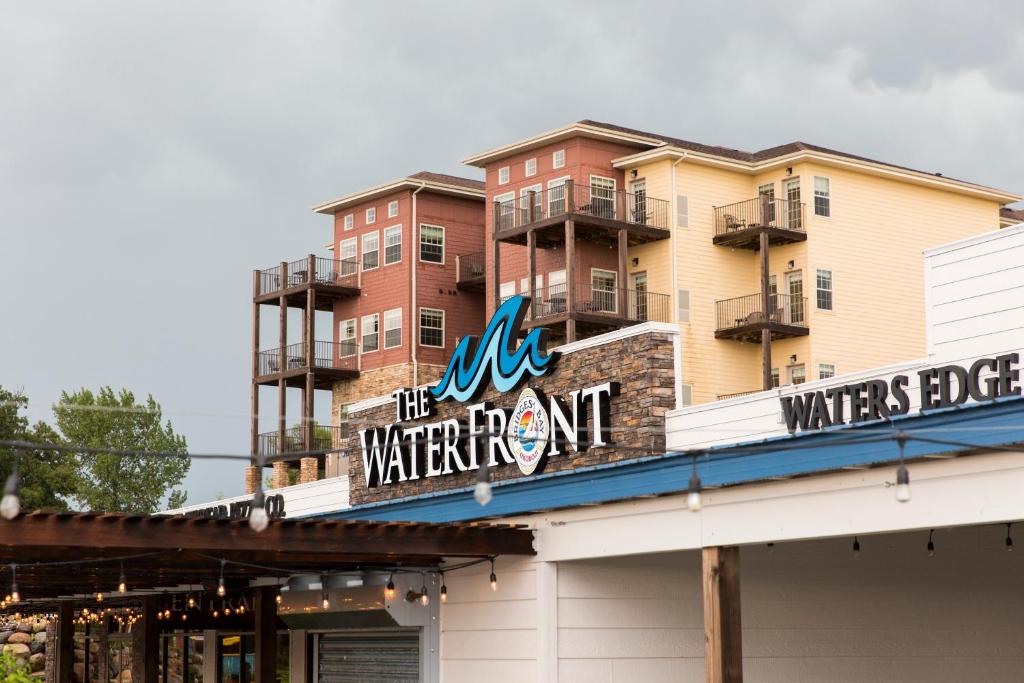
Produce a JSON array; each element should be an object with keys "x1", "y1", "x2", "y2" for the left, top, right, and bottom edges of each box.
[
  {"x1": 247, "y1": 172, "x2": 485, "y2": 489},
  {"x1": 464, "y1": 120, "x2": 1021, "y2": 404}
]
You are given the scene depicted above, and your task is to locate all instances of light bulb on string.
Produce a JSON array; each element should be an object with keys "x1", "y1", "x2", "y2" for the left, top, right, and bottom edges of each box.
[
  {"x1": 249, "y1": 484, "x2": 269, "y2": 533},
  {"x1": 419, "y1": 573, "x2": 429, "y2": 606},
  {"x1": 852, "y1": 536, "x2": 860, "y2": 558},
  {"x1": 321, "y1": 575, "x2": 330, "y2": 610},
  {"x1": 384, "y1": 574, "x2": 395, "y2": 601},
  {"x1": 1006, "y1": 524, "x2": 1014, "y2": 552},
  {"x1": 489, "y1": 559, "x2": 498, "y2": 592},
  {"x1": 686, "y1": 454, "x2": 703, "y2": 512},
  {"x1": 894, "y1": 434, "x2": 911, "y2": 503},
  {"x1": 217, "y1": 559, "x2": 226, "y2": 597},
  {"x1": 187, "y1": 594, "x2": 195, "y2": 609},
  {"x1": 237, "y1": 604, "x2": 245, "y2": 615},
  {"x1": 1, "y1": 453, "x2": 21, "y2": 520},
  {"x1": 118, "y1": 562, "x2": 127, "y2": 594},
  {"x1": 474, "y1": 458, "x2": 493, "y2": 506},
  {"x1": 163, "y1": 608, "x2": 170, "y2": 619},
  {"x1": 439, "y1": 573, "x2": 447, "y2": 604},
  {"x1": 927, "y1": 529, "x2": 935, "y2": 558},
  {"x1": 95, "y1": 592, "x2": 104, "y2": 603},
  {"x1": 9, "y1": 564, "x2": 19, "y2": 604}
]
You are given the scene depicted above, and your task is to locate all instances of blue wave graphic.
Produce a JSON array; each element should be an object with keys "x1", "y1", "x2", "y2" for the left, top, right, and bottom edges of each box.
[{"x1": 430, "y1": 296, "x2": 558, "y2": 403}]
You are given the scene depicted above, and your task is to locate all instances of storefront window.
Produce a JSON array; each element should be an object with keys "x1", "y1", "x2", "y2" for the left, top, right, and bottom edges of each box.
[
  {"x1": 275, "y1": 633, "x2": 290, "y2": 683},
  {"x1": 161, "y1": 634, "x2": 205, "y2": 683},
  {"x1": 218, "y1": 635, "x2": 254, "y2": 683}
]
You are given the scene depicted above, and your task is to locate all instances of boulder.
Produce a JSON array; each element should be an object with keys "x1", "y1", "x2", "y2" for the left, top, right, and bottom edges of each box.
[
  {"x1": 113, "y1": 668, "x2": 132, "y2": 683},
  {"x1": 32, "y1": 620, "x2": 46, "y2": 633},
  {"x1": 5, "y1": 642, "x2": 31, "y2": 658},
  {"x1": 0, "y1": 630, "x2": 13, "y2": 644},
  {"x1": 8, "y1": 631, "x2": 32, "y2": 644},
  {"x1": 29, "y1": 640, "x2": 44, "y2": 654},
  {"x1": 16, "y1": 622, "x2": 32, "y2": 633},
  {"x1": 28, "y1": 652, "x2": 44, "y2": 672},
  {"x1": 73, "y1": 662, "x2": 84, "y2": 682},
  {"x1": 32, "y1": 631, "x2": 46, "y2": 643},
  {"x1": 74, "y1": 646, "x2": 84, "y2": 662}
]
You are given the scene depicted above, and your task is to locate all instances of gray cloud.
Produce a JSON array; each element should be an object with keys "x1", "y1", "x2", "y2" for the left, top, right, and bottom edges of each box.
[{"x1": 1, "y1": 0, "x2": 1021, "y2": 504}]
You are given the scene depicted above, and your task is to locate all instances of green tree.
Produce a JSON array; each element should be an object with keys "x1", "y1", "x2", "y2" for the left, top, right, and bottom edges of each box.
[
  {"x1": 0, "y1": 650, "x2": 34, "y2": 683},
  {"x1": 53, "y1": 388, "x2": 190, "y2": 513},
  {"x1": 0, "y1": 387, "x2": 79, "y2": 511}
]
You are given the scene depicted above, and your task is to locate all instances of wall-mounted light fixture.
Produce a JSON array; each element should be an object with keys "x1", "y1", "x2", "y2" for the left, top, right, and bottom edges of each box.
[
  {"x1": 632, "y1": 257, "x2": 639, "y2": 267},
  {"x1": 630, "y1": 169, "x2": 638, "y2": 178},
  {"x1": 786, "y1": 260, "x2": 795, "y2": 269},
  {"x1": 790, "y1": 355, "x2": 797, "y2": 363},
  {"x1": 785, "y1": 167, "x2": 793, "y2": 176}
]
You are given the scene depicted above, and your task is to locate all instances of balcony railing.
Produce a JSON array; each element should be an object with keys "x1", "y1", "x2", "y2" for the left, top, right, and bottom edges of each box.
[
  {"x1": 713, "y1": 196, "x2": 805, "y2": 237},
  {"x1": 256, "y1": 424, "x2": 347, "y2": 457},
  {"x1": 715, "y1": 293, "x2": 807, "y2": 332},
  {"x1": 456, "y1": 251, "x2": 485, "y2": 283},
  {"x1": 257, "y1": 340, "x2": 360, "y2": 375},
  {"x1": 509, "y1": 283, "x2": 671, "y2": 323},
  {"x1": 256, "y1": 256, "x2": 360, "y2": 296},
  {"x1": 494, "y1": 181, "x2": 670, "y2": 234}
]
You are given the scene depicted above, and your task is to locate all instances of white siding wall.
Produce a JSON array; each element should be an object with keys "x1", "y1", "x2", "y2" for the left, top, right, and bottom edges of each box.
[
  {"x1": 166, "y1": 475, "x2": 350, "y2": 518},
  {"x1": 925, "y1": 223, "x2": 1024, "y2": 358}
]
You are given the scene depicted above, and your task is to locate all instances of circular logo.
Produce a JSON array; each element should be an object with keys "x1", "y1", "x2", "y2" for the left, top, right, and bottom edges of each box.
[{"x1": 507, "y1": 387, "x2": 550, "y2": 475}]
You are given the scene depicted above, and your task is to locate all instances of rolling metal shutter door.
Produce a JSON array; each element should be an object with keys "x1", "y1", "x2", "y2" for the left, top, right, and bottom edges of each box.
[{"x1": 318, "y1": 631, "x2": 420, "y2": 683}]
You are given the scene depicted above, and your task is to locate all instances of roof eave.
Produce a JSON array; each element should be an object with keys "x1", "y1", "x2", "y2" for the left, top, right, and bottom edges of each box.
[
  {"x1": 461, "y1": 122, "x2": 665, "y2": 167},
  {"x1": 312, "y1": 178, "x2": 485, "y2": 215}
]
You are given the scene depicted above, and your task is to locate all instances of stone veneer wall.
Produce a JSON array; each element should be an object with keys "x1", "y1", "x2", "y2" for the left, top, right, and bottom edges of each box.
[
  {"x1": 345, "y1": 331, "x2": 676, "y2": 506},
  {"x1": 332, "y1": 364, "x2": 446, "y2": 423}
]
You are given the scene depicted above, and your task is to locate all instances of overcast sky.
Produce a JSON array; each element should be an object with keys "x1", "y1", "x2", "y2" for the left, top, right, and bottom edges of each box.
[{"x1": 2, "y1": 1, "x2": 1022, "y2": 505}]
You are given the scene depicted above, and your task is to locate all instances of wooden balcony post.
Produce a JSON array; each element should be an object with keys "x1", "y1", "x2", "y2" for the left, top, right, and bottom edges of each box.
[
  {"x1": 305, "y1": 284, "x2": 315, "y2": 452},
  {"x1": 251, "y1": 271, "x2": 260, "y2": 457},
  {"x1": 131, "y1": 595, "x2": 160, "y2": 683},
  {"x1": 702, "y1": 546, "x2": 743, "y2": 683},
  {"x1": 617, "y1": 228, "x2": 628, "y2": 317},
  {"x1": 759, "y1": 231, "x2": 772, "y2": 390},
  {"x1": 565, "y1": 179, "x2": 575, "y2": 214},
  {"x1": 565, "y1": 219, "x2": 576, "y2": 342},
  {"x1": 491, "y1": 217, "x2": 501, "y2": 313},
  {"x1": 254, "y1": 586, "x2": 278, "y2": 683},
  {"x1": 527, "y1": 229, "x2": 537, "y2": 321},
  {"x1": 278, "y1": 261, "x2": 288, "y2": 460},
  {"x1": 528, "y1": 189, "x2": 537, "y2": 223}
]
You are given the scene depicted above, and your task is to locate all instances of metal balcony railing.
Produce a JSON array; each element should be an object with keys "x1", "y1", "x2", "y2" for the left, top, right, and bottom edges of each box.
[
  {"x1": 715, "y1": 293, "x2": 807, "y2": 332},
  {"x1": 493, "y1": 181, "x2": 670, "y2": 234},
  {"x1": 257, "y1": 340, "x2": 360, "y2": 375},
  {"x1": 713, "y1": 196, "x2": 805, "y2": 237},
  {"x1": 256, "y1": 424, "x2": 347, "y2": 457},
  {"x1": 256, "y1": 256, "x2": 360, "y2": 296},
  {"x1": 455, "y1": 251, "x2": 485, "y2": 283},
  {"x1": 508, "y1": 283, "x2": 671, "y2": 323}
]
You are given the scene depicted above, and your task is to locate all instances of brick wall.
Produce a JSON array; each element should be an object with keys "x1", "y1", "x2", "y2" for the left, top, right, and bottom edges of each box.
[{"x1": 345, "y1": 329, "x2": 676, "y2": 506}]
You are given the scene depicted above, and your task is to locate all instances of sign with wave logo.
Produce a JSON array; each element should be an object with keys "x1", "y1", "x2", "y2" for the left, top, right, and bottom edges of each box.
[{"x1": 430, "y1": 296, "x2": 558, "y2": 403}]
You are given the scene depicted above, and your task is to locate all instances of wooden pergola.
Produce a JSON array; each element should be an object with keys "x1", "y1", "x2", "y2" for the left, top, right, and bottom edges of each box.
[{"x1": 0, "y1": 511, "x2": 535, "y2": 683}]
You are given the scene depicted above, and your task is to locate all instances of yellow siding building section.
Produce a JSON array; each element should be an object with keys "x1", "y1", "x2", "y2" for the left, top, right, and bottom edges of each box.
[{"x1": 622, "y1": 157, "x2": 1003, "y2": 404}]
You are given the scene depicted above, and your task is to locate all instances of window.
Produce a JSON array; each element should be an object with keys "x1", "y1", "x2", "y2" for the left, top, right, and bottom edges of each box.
[
  {"x1": 591, "y1": 269, "x2": 617, "y2": 312},
  {"x1": 339, "y1": 319, "x2": 356, "y2": 357},
  {"x1": 499, "y1": 281, "x2": 516, "y2": 300},
  {"x1": 771, "y1": 368, "x2": 780, "y2": 388},
  {"x1": 384, "y1": 225, "x2": 402, "y2": 265},
  {"x1": 494, "y1": 191, "x2": 515, "y2": 231},
  {"x1": 552, "y1": 149, "x2": 565, "y2": 169},
  {"x1": 419, "y1": 224, "x2": 444, "y2": 263},
  {"x1": 758, "y1": 183, "x2": 775, "y2": 223},
  {"x1": 814, "y1": 176, "x2": 831, "y2": 217},
  {"x1": 420, "y1": 308, "x2": 444, "y2": 348},
  {"x1": 783, "y1": 178, "x2": 801, "y2": 229},
  {"x1": 383, "y1": 308, "x2": 402, "y2": 349},
  {"x1": 365, "y1": 207, "x2": 376, "y2": 224},
  {"x1": 547, "y1": 178, "x2": 568, "y2": 216},
  {"x1": 343, "y1": 214, "x2": 354, "y2": 231},
  {"x1": 676, "y1": 195, "x2": 688, "y2": 228},
  {"x1": 547, "y1": 270, "x2": 567, "y2": 313},
  {"x1": 590, "y1": 176, "x2": 616, "y2": 218},
  {"x1": 387, "y1": 200, "x2": 399, "y2": 218},
  {"x1": 361, "y1": 314, "x2": 379, "y2": 353},
  {"x1": 339, "y1": 237, "x2": 357, "y2": 265},
  {"x1": 361, "y1": 232, "x2": 379, "y2": 270},
  {"x1": 520, "y1": 275, "x2": 542, "y2": 294},
  {"x1": 818, "y1": 363, "x2": 836, "y2": 380},
  {"x1": 498, "y1": 166, "x2": 510, "y2": 185},
  {"x1": 519, "y1": 184, "x2": 542, "y2": 223},
  {"x1": 677, "y1": 289, "x2": 691, "y2": 322},
  {"x1": 789, "y1": 365, "x2": 806, "y2": 385},
  {"x1": 816, "y1": 269, "x2": 833, "y2": 310},
  {"x1": 525, "y1": 158, "x2": 537, "y2": 177}
]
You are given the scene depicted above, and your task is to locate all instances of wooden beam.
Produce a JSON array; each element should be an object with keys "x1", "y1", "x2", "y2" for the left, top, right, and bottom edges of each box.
[
  {"x1": 56, "y1": 600, "x2": 73, "y2": 683},
  {"x1": 254, "y1": 586, "x2": 278, "y2": 683},
  {"x1": 702, "y1": 546, "x2": 743, "y2": 683}
]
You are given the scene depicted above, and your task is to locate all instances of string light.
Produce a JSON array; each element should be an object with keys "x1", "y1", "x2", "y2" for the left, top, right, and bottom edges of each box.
[
  {"x1": 224, "y1": 606, "x2": 231, "y2": 616},
  {"x1": 181, "y1": 613, "x2": 187, "y2": 622},
  {"x1": 321, "y1": 575, "x2": 330, "y2": 610},
  {"x1": 686, "y1": 454, "x2": 703, "y2": 512},
  {"x1": 275, "y1": 593, "x2": 282, "y2": 605},
  {"x1": 237, "y1": 604, "x2": 245, "y2": 615},
  {"x1": 1006, "y1": 523, "x2": 1014, "y2": 552},
  {"x1": 927, "y1": 529, "x2": 935, "y2": 558},
  {"x1": 163, "y1": 608, "x2": 170, "y2": 619},
  {"x1": 852, "y1": 536, "x2": 860, "y2": 558},
  {"x1": 217, "y1": 559, "x2": 226, "y2": 596},
  {"x1": 419, "y1": 573, "x2": 429, "y2": 606},
  {"x1": 187, "y1": 594, "x2": 195, "y2": 609},
  {"x1": 489, "y1": 559, "x2": 498, "y2": 592},
  {"x1": 384, "y1": 574, "x2": 395, "y2": 601},
  {"x1": 118, "y1": 562, "x2": 127, "y2": 593},
  {"x1": 9, "y1": 564, "x2": 18, "y2": 604},
  {"x1": 439, "y1": 572, "x2": 447, "y2": 604},
  {"x1": 895, "y1": 434, "x2": 911, "y2": 503},
  {"x1": 212, "y1": 609, "x2": 219, "y2": 618},
  {"x1": 1, "y1": 454, "x2": 20, "y2": 520},
  {"x1": 766, "y1": 543, "x2": 775, "y2": 556},
  {"x1": 249, "y1": 474, "x2": 269, "y2": 533},
  {"x1": 95, "y1": 591, "x2": 104, "y2": 603},
  {"x1": 474, "y1": 461, "x2": 493, "y2": 506}
]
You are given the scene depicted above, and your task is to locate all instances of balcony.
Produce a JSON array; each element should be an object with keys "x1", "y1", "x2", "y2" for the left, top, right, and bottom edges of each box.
[
  {"x1": 714, "y1": 293, "x2": 809, "y2": 342},
  {"x1": 455, "y1": 251, "x2": 486, "y2": 292},
  {"x1": 256, "y1": 424, "x2": 348, "y2": 458},
  {"x1": 254, "y1": 255, "x2": 360, "y2": 309},
  {"x1": 515, "y1": 282, "x2": 671, "y2": 339},
  {"x1": 493, "y1": 181, "x2": 670, "y2": 248},
  {"x1": 255, "y1": 340, "x2": 360, "y2": 388},
  {"x1": 713, "y1": 197, "x2": 806, "y2": 250}
]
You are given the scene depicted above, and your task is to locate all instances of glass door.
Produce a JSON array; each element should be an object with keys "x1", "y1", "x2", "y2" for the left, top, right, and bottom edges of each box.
[
  {"x1": 630, "y1": 272, "x2": 648, "y2": 321},
  {"x1": 630, "y1": 180, "x2": 647, "y2": 224},
  {"x1": 786, "y1": 271, "x2": 804, "y2": 324},
  {"x1": 591, "y1": 269, "x2": 617, "y2": 313},
  {"x1": 783, "y1": 178, "x2": 801, "y2": 230}
]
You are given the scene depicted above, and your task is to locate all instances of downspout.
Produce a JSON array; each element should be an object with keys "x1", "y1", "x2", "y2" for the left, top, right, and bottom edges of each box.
[
  {"x1": 670, "y1": 152, "x2": 687, "y2": 410},
  {"x1": 411, "y1": 182, "x2": 427, "y2": 388}
]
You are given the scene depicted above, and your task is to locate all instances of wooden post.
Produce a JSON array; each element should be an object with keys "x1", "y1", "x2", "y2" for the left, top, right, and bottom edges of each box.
[
  {"x1": 760, "y1": 230, "x2": 772, "y2": 390},
  {"x1": 305, "y1": 281, "x2": 316, "y2": 452},
  {"x1": 527, "y1": 229, "x2": 537, "y2": 320},
  {"x1": 132, "y1": 595, "x2": 159, "y2": 683},
  {"x1": 278, "y1": 261, "x2": 288, "y2": 452},
  {"x1": 702, "y1": 546, "x2": 743, "y2": 683},
  {"x1": 251, "y1": 271, "x2": 261, "y2": 457},
  {"x1": 254, "y1": 587, "x2": 278, "y2": 683},
  {"x1": 491, "y1": 211, "x2": 501, "y2": 313},
  {"x1": 617, "y1": 228, "x2": 628, "y2": 318},
  {"x1": 56, "y1": 601, "x2": 73, "y2": 683},
  {"x1": 565, "y1": 219, "x2": 576, "y2": 342},
  {"x1": 565, "y1": 179, "x2": 575, "y2": 213}
]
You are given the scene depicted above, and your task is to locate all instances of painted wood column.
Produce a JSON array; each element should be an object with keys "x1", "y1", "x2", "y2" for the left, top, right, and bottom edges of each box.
[
  {"x1": 251, "y1": 271, "x2": 261, "y2": 457},
  {"x1": 617, "y1": 227, "x2": 628, "y2": 319},
  {"x1": 702, "y1": 546, "x2": 743, "y2": 683},
  {"x1": 277, "y1": 261, "x2": 288, "y2": 456},
  {"x1": 492, "y1": 205, "x2": 501, "y2": 314},
  {"x1": 254, "y1": 586, "x2": 278, "y2": 683},
  {"x1": 131, "y1": 595, "x2": 159, "y2": 683},
  {"x1": 759, "y1": 228, "x2": 772, "y2": 391},
  {"x1": 527, "y1": 229, "x2": 537, "y2": 320},
  {"x1": 56, "y1": 601, "x2": 73, "y2": 683},
  {"x1": 565, "y1": 219, "x2": 576, "y2": 343}
]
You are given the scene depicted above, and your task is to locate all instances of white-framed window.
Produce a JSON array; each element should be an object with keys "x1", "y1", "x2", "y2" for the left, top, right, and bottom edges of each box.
[
  {"x1": 494, "y1": 191, "x2": 515, "y2": 231},
  {"x1": 524, "y1": 158, "x2": 537, "y2": 177},
  {"x1": 758, "y1": 183, "x2": 776, "y2": 224},
  {"x1": 383, "y1": 225, "x2": 402, "y2": 265},
  {"x1": 419, "y1": 308, "x2": 445, "y2": 348},
  {"x1": 771, "y1": 368, "x2": 780, "y2": 388},
  {"x1": 365, "y1": 207, "x2": 376, "y2": 224},
  {"x1": 383, "y1": 308, "x2": 402, "y2": 349},
  {"x1": 590, "y1": 176, "x2": 616, "y2": 217},
  {"x1": 519, "y1": 184, "x2": 542, "y2": 223},
  {"x1": 789, "y1": 365, "x2": 806, "y2": 385},
  {"x1": 499, "y1": 281, "x2": 516, "y2": 300},
  {"x1": 498, "y1": 166, "x2": 510, "y2": 185},
  {"x1": 339, "y1": 237, "x2": 357, "y2": 262},
  {"x1": 520, "y1": 275, "x2": 543, "y2": 293},
  {"x1": 591, "y1": 268, "x2": 617, "y2": 313},
  {"x1": 552, "y1": 149, "x2": 565, "y2": 169},
  {"x1": 547, "y1": 177, "x2": 569, "y2": 216},
  {"x1": 387, "y1": 200, "x2": 399, "y2": 218},
  {"x1": 338, "y1": 319, "x2": 357, "y2": 357},
  {"x1": 816, "y1": 269, "x2": 833, "y2": 310},
  {"x1": 343, "y1": 214, "x2": 354, "y2": 231},
  {"x1": 814, "y1": 176, "x2": 831, "y2": 217},
  {"x1": 361, "y1": 231, "x2": 379, "y2": 270},
  {"x1": 419, "y1": 224, "x2": 445, "y2": 263},
  {"x1": 361, "y1": 313, "x2": 379, "y2": 353},
  {"x1": 818, "y1": 363, "x2": 836, "y2": 380}
]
